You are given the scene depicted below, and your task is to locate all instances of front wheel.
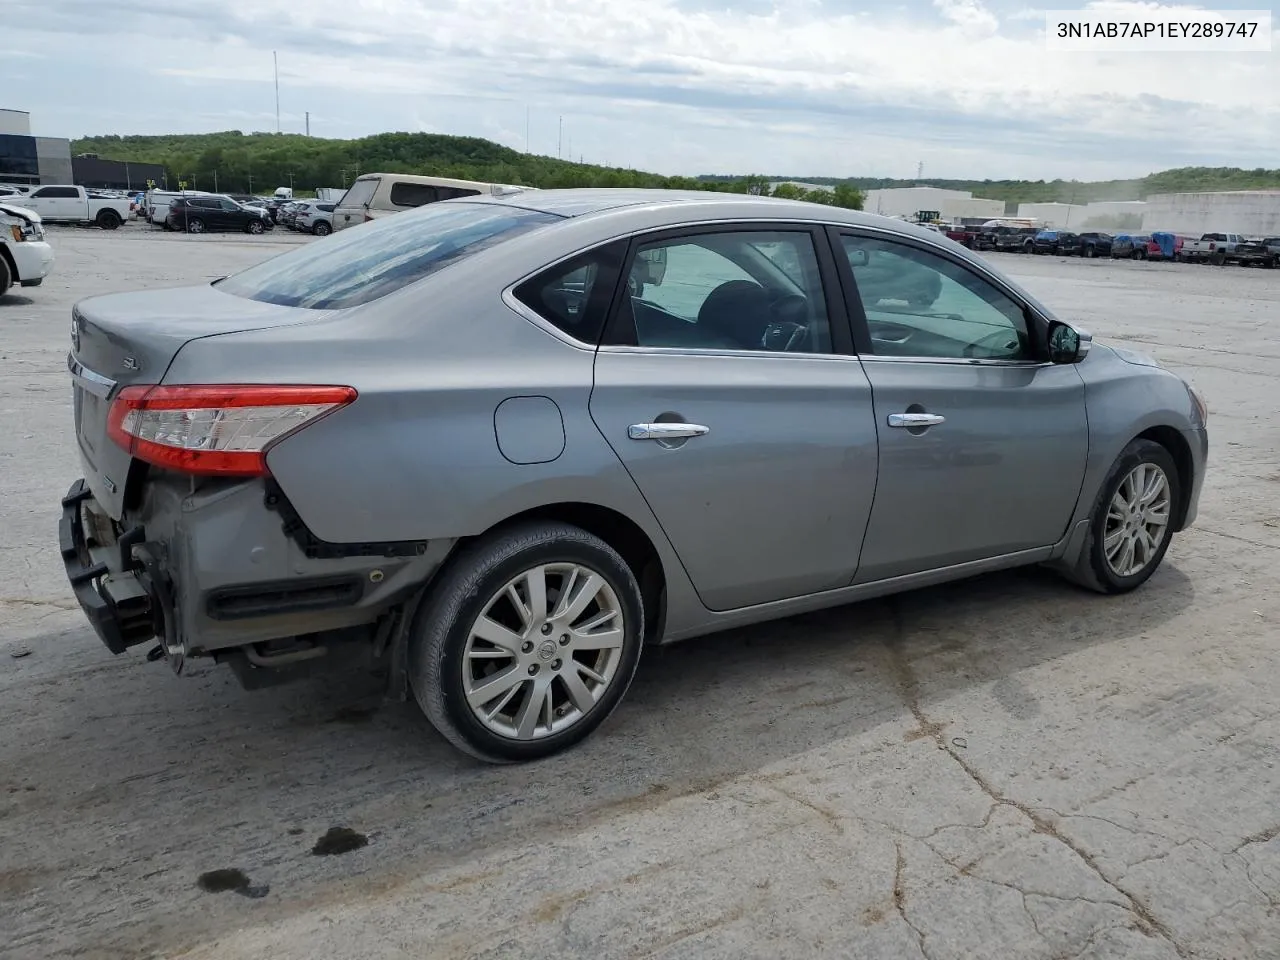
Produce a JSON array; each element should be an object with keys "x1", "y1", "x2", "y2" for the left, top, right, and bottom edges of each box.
[
  {"x1": 245, "y1": 219, "x2": 265, "y2": 235},
  {"x1": 1068, "y1": 439, "x2": 1180, "y2": 594},
  {"x1": 409, "y1": 522, "x2": 645, "y2": 762}
]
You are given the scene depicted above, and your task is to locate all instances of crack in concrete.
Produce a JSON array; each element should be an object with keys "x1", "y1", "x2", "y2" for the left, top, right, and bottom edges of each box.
[
  {"x1": 880, "y1": 599, "x2": 1190, "y2": 959},
  {"x1": 0, "y1": 598, "x2": 79, "y2": 610},
  {"x1": 893, "y1": 841, "x2": 932, "y2": 960},
  {"x1": 1233, "y1": 824, "x2": 1280, "y2": 853}
]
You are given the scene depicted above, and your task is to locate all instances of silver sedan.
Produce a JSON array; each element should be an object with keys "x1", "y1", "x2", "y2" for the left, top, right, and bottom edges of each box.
[{"x1": 62, "y1": 189, "x2": 1208, "y2": 761}]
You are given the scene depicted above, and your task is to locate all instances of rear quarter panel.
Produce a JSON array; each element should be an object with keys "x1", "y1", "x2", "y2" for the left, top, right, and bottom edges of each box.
[{"x1": 161, "y1": 244, "x2": 683, "y2": 553}]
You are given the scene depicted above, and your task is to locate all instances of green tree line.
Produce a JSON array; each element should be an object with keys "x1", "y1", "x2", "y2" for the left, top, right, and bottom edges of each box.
[
  {"x1": 70, "y1": 131, "x2": 863, "y2": 209},
  {"x1": 725, "y1": 166, "x2": 1280, "y2": 204}
]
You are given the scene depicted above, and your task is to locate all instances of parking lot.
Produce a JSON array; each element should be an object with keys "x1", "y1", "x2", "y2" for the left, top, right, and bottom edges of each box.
[{"x1": 3, "y1": 225, "x2": 1280, "y2": 960}]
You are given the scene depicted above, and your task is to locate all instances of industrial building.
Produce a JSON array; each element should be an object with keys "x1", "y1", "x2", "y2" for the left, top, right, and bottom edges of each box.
[
  {"x1": 864, "y1": 186, "x2": 1004, "y2": 221},
  {"x1": 72, "y1": 154, "x2": 167, "y2": 191},
  {"x1": 1079, "y1": 200, "x2": 1147, "y2": 226},
  {"x1": 1015, "y1": 202, "x2": 1091, "y2": 228},
  {"x1": 0, "y1": 109, "x2": 72, "y2": 186},
  {"x1": 1142, "y1": 191, "x2": 1280, "y2": 236}
]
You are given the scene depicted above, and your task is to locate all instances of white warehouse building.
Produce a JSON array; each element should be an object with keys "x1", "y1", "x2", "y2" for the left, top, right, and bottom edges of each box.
[
  {"x1": 1141, "y1": 191, "x2": 1280, "y2": 236},
  {"x1": 864, "y1": 186, "x2": 1004, "y2": 221},
  {"x1": 1016, "y1": 202, "x2": 1091, "y2": 228}
]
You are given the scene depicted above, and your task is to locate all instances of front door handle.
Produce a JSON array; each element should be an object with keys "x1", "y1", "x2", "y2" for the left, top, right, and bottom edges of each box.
[
  {"x1": 887, "y1": 413, "x2": 945, "y2": 428},
  {"x1": 628, "y1": 422, "x2": 710, "y2": 441}
]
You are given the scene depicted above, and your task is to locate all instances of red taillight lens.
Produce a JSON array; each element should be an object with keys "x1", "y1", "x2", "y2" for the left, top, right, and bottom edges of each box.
[
  {"x1": 107, "y1": 384, "x2": 357, "y2": 477},
  {"x1": 363, "y1": 212, "x2": 373, "y2": 222}
]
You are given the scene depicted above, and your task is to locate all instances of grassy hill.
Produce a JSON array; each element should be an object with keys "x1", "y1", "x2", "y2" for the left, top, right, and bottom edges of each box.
[
  {"x1": 71, "y1": 131, "x2": 1280, "y2": 207},
  {"x1": 70, "y1": 131, "x2": 777, "y2": 197}
]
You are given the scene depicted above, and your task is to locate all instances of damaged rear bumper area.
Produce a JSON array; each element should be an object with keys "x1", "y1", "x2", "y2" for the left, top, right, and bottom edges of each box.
[{"x1": 59, "y1": 477, "x2": 453, "y2": 686}]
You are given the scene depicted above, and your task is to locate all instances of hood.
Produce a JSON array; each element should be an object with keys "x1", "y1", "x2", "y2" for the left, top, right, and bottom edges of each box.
[
  {"x1": 0, "y1": 203, "x2": 41, "y2": 224},
  {"x1": 1103, "y1": 343, "x2": 1162, "y2": 369}
]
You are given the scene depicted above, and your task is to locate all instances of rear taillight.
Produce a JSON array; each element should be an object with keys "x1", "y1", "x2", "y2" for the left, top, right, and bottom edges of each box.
[
  {"x1": 363, "y1": 212, "x2": 373, "y2": 222},
  {"x1": 107, "y1": 384, "x2": 356, "y2": 477}
]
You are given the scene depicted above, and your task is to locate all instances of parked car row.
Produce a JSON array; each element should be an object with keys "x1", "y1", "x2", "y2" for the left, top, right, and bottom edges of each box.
[{"x1": 945, "y1": 223, "x2": 1279, "y2": 268}]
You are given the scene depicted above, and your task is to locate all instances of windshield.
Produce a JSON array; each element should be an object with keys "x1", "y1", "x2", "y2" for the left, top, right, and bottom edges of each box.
[{"x1": 215, "y1": 201, "x2": 559, "y2": 309}]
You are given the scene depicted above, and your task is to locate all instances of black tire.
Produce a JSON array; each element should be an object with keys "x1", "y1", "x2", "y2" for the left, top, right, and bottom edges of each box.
[
  {"x1": 409, "y1": 522, "x2": 645, "y2": 763},
  {"x1": 1085, "y1": 245, "x2": 1096, "y2": 258},
  {"x1": 245, "y1": 219, "x2": 265, "y2": 235},
  {"x1": 1066, "y1": 439, "x2": 1181, "y2": 595},
  {"x1": 186, "y1": 218, "x2": 205, "y2": 234},
  {"x1": 0, "y1": 256, "x2": 11, "y2": 297},
  {"x1": 96, "y1": 209, "x2": 121, "y2": 230},
  {"x1": 313, "y1": 221, "x2": 331, "y2": 236}
]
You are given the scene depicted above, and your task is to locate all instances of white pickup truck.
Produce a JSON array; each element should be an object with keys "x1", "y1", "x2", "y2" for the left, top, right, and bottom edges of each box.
[
  {"x1": 1179, "y1": 232, "x2": 1246, "y2": 264},
  {"x1": 9, "y1": 185, "x2": 132, "y2": 230},
  {"x1": 0, "y1": 203, "x2": 55, "y2": 296}
]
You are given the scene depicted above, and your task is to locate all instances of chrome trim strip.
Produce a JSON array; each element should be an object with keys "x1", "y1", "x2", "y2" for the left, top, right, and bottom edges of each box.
[
  {"x1": 597, "y1": 344, "x2": 858, "y2": 361},
  {"x1": 858, "y1": 355, "x2": 1049, "y2": 368},
  {"x1": 67, "y1": 353, "x2": 117, "y2": 398}
]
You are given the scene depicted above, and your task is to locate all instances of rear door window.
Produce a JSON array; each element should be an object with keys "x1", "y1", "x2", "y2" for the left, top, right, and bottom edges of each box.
[
  {"x1": 215, "y1": 202, "x2": 559, "y2": 309},
  {"x1": 389, "y1": 182, "x2": 439, "y2": 208}
]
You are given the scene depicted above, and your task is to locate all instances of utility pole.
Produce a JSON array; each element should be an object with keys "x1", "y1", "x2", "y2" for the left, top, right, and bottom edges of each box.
[
  {"x1": 525, "y1": 105, "x2": 530, "y2": 153},
  {"x1": 273, "y1": 51, "x2": 281, "y2": 134},
  {"x1": 558, "y1": 116, "x2": 563, "y2": 159},
  {"x1": 305, "y1": 111, "x2": 310, "y2": 136},
  {"x1": 917, "y1": 160, "x2": 923, "y2": 180},
  {"x1": 213, "y1": 169, "x2": 218, "y2": 192}
]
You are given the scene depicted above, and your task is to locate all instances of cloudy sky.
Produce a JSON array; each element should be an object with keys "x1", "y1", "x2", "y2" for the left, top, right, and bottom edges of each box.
[{"x1": 4, "y1": 0, "x2": 1277, "y2": 180}]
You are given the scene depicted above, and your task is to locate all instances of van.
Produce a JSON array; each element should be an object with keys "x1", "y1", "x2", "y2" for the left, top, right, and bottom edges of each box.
[{"x1": 331, "y1": 173, "x2": 532, "y2": 232}]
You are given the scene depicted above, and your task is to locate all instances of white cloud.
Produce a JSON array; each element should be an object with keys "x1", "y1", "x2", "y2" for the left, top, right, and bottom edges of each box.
[{"x1": 6, "y1": 0, "x2": 1277, "y2": 180}]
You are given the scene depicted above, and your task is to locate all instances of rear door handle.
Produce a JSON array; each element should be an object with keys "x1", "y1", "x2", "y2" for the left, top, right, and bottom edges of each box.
[
  {"x1": 887, "y1": 413, "x2": 945, "y2": 428},
  {"x1": 628, "y1": 422, "x2": 710, "y2": 441}
]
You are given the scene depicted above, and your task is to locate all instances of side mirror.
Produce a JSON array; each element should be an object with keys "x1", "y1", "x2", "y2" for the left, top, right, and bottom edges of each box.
[{"x1": 1048, "y1": 322, "x2": 1092, "y2": 364}]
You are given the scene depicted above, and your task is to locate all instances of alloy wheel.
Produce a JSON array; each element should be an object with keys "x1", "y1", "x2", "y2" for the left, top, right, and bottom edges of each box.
[
  {"x1": 1103, "y1": 463, "x2": 1172, "y2": 578},
  {"x1": 462, "y1": 562, "x2": 625, "y2": 740}
]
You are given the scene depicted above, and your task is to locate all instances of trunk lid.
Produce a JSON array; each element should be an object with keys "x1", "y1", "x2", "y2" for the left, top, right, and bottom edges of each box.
[{"x1": 70, "y1": 283, "x2": 325, "y2": 518}]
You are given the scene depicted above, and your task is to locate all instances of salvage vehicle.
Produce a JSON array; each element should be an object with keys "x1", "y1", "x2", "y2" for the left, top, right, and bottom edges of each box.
[
  {"x1": 331, "y1": 172, "x2": 531, "y2": 232},
  {"x1": 1111, "y1": 234, "x2": 1151, "y2": 259},
  {"x1": 0, "y1": 202, "x2": 54, "y2": 296},
  {"x1": 61, "y1": 190, "x2": 1209, "y2": 762},
  {"x1": 1075, "y1": 232, "x2": 1113, "y2": 258},
  {"x1": 1179, "y1": 232, "x2": 1246, "y2": 265},
  {"x1": 1032, "y1": 230, "x2": 1080, "y2": 256},
  {"x1": 10, "y1": 185, "x2": 132, "y2": 230},
  {"x1": 166, "y1": 195, "x2": 274, "y2": 234},
  {"x1": 1232, "y1": 237, "x2": 1279, "y2": 268}
]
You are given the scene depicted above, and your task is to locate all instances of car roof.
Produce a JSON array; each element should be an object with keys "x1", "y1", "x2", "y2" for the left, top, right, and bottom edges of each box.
[{"x1": 476, "y1": 187, "x2": 891, "y2": 229}]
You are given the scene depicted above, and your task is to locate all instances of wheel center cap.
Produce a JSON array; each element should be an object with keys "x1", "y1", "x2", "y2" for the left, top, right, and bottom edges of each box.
[{"x1": 537, "y1": 641, "x2": 557, "y2": 661}]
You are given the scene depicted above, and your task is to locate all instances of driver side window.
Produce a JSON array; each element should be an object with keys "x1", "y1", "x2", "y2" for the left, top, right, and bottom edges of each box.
[
  {"x1": 842, "y1": 235, "x2": 1031, "y2": 361},
  {"x1": 624, "y1": 231, "x2": 831, "y2": 354}
]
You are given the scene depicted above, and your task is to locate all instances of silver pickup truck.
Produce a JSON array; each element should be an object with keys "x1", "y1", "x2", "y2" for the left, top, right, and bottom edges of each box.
[{"x1": 1178, "y1": 233, "x2": 1246, "y2": 264}]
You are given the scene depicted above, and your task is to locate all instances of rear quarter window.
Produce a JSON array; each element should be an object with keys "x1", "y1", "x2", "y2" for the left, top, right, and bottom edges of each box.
[
  {"x1": 389, "y1": 182, "x2": 439, "y2": 208},
  {"x1": 214, "y1": 202, "x2": 560, "y2": 309}
]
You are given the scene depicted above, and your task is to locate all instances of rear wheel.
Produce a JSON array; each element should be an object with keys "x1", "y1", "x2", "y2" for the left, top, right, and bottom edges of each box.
[
  {"x1": 313, "y1": 221, "x2": 331, "y2": 236},
  {"x1": 0, "y1": 256, "x2": 11, "y2": 297},
  {"x1": 186, "y1": 218, "x2": 205, "y2": 234},
  {"x1": 409, "y1": 522, "x2": 645, "y2": 762},
  {"x1": 96, "y1": 209, "x2": 121, "y2": 230},
  {"x1": 1065, "y1": 439, "x2": 1180, "y2": 595}
]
